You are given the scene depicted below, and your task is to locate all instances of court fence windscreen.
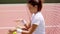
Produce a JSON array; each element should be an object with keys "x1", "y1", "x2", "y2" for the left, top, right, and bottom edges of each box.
[{"x1": 0, "y1": 0, "x2": 60, "y2": 4}]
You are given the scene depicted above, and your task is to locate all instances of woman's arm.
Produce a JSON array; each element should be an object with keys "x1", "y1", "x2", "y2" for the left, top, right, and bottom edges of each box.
[
  {"x1": 21, "y1": 24, "x2": 38, "y2": 34},
  {"x1": 24, "y1": 22, "x2": 31, "y2": 30},
  {"x1": 22, "y1": 21, "x2": 31, "y2": 31}
]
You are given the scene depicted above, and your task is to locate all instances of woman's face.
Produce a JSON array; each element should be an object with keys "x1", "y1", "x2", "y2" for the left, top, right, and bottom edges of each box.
[{"x1": 28, "y1": 4, "x2": 38, "y2": 14}]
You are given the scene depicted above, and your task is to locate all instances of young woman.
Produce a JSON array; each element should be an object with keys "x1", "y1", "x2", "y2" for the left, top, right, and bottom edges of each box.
[{"x1": 16, "y1": 0, "x2": 45, "y2": 34}]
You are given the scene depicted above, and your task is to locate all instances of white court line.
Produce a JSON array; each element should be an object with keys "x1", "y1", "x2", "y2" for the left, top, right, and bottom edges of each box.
[
  {"x1": 0, "y1": 27, "x2": 15, "y2": 29},
  {"x1": 45, "y1": 25, "x2": 60, "y2": 27},
  {"x1": 0, "y1": 25, "x2": 60, "y2": 29},
  {"x1": 0, "y1": 4, "x2": 27, "y2": 5}
]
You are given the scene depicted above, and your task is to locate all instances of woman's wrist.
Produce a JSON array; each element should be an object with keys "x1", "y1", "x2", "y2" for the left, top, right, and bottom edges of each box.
[{"x1": 17, "y1": 28, "x2": 23, "y2": 33}]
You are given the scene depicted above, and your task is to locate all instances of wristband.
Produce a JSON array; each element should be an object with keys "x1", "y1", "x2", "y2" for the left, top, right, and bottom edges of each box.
[{"x1": 17, "y1": 28, "x2": 23, "y2": 33}]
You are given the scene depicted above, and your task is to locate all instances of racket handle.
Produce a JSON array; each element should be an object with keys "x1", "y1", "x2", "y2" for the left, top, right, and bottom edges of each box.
[{"x1": 21, "y1": 20, "x2": 27, "y2": 25}]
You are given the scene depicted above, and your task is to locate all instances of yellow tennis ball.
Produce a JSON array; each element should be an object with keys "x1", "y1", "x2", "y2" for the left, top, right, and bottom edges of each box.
[{"x1": 13, "y1": 31, "x2": 17, "y2": 34}]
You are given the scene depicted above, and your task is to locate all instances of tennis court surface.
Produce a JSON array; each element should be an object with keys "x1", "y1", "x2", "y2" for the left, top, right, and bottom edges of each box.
[{"x1": 0, "y1": 3, "x2": 60, "y2": 34}]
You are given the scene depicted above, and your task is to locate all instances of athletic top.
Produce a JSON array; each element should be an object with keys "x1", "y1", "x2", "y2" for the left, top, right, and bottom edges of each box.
[{"x1": 31, "y1": 12, "x2": 45, "y2": 34}]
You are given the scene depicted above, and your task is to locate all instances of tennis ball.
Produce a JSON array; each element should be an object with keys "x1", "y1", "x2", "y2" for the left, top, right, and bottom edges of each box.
[{"x1": 13, "y1": 31, "x2": 17, "y2": 34}]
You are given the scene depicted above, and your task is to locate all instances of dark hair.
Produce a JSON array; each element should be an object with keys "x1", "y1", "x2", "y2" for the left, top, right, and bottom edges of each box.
[{"x1": 28, "y1": 0, "x2": 42, "y2": 11}]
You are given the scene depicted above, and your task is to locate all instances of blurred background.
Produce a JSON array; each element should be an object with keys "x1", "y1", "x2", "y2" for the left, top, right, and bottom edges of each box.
[
  {"x1": 0, "y1": 0, "x2": 60, "y2": 34},
  {"x1": 0, "y1": 0, "x2": 60, "y2": 4}
]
